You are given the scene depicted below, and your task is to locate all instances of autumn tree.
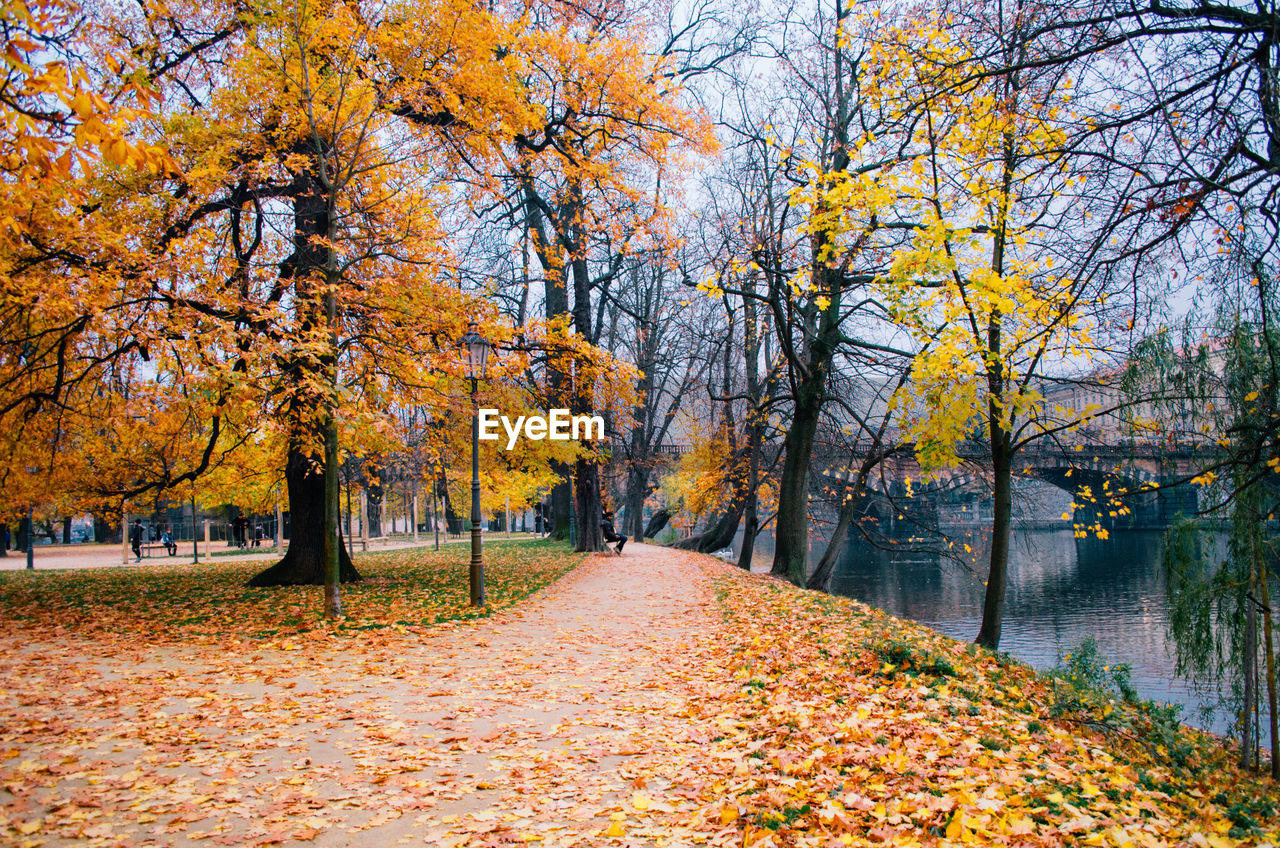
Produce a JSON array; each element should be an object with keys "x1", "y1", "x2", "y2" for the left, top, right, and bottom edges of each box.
[
  {"x1": 494, "y1": 0, "x2": 719, "y2": 552},
  {"x1": 672, "y1": 160, "x2": 788, "y2": 564},
  {"x1": 0, "y1": 0, "x2": 181, "y2": 522},
  {"x1": 2, "y1": 0, "x2": 555, "y2": 616},
  {"x1": 689, "y1": 0, "x2": 923, "y2": 585},
  {"x1": 831, "y1": 0, "x2": 1194, "y2": 649},
  {"x1": 601, "y1": 248, "x2": 715, "y2": 541}
]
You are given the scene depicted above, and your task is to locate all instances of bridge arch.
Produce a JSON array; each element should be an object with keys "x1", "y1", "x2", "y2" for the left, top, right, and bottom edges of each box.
[{"x1": 817, "y1": 453, "x2": 1194, "y2": 529}]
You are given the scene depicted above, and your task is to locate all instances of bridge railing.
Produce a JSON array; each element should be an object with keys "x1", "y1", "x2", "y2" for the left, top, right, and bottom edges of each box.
[{"x1": 812, "y1": 437, "x2": 1213, "y2": 462}]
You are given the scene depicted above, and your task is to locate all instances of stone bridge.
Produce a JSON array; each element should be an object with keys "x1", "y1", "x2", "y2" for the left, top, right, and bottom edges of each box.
[{"x1": 813, "y1": 440, "x2": 1211, "y2": 529}]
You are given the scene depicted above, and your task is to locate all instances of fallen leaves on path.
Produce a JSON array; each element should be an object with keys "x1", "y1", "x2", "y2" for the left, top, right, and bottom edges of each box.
[{"x1": 0, "y1": 540, "x2": 585, "y2": 846}]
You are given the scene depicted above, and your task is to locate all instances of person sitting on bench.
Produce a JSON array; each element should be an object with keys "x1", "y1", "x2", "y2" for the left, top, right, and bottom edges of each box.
[{"x1": 601, "y1": 510, "x2": 627, "y2": 555}]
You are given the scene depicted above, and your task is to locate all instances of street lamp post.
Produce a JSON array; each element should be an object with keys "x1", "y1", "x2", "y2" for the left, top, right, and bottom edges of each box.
[
  {"x1": 19, "y1": 347, "x2": 36, "y2": 571},
  {"x1": 460, "y1": 322, "x2": 490, "y2": 607}
]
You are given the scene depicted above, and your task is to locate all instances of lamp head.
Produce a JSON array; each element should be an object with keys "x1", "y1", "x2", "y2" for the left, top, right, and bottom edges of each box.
[{"x1": 460, "y1": 321, "x2": 490, "y2": 380}]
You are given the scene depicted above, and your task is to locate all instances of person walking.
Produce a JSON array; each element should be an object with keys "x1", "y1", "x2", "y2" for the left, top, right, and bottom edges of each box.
[
  {"x1": 130, "y1": 520, "x2": 144, "y2": 562},
  {"x1": 601, "y1": 510, "x2": 627, "y2": 555},
  {"x1": 232, "y1": 515, "x2": 248, "y2": 548}
]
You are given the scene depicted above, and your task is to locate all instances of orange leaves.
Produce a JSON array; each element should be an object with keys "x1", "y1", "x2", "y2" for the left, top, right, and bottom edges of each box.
[
  {"x1": 0, "y1": 543, "x2": 1276, "y2": 845},
  {"x1": 0, "y1": 1, "x2": 175, "y2": 185},
  {"x1": 658, "y1": 418, "x2": 756, "y2": 521},
  {"x1": 674, "y1": 560, "x2": 1280, "y2": 848}
]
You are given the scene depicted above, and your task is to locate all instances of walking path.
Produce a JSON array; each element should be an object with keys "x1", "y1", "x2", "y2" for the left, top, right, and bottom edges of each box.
[{"x1": 0, "y1": 543, "x2": 734, "y2": 846}]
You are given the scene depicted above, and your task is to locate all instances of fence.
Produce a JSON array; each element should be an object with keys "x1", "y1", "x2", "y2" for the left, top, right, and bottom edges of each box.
[{"x1": 129, "y1": 517, "x2": 283, "y2": 548}]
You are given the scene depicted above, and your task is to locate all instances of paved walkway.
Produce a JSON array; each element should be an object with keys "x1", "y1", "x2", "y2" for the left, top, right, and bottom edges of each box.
[{"x1": 0, "y1": 543, "x2": 731, "y2": 846}]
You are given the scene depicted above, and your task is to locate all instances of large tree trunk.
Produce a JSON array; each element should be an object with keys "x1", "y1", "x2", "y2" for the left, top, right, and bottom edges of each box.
[
  {"x1": 445, "y1": 503, "x2": 463, "y2": 534},
  {"x1": 975, "y1": 437, "x2": 1012, "y2": 649},
  {"x1": 771, "y1": 389, "x2": 821, "y2": 585},
  {"x1": 737, "y1": 496, "x2": 759, "y2": 570},
  {"x1": 248, "y1": 440, "x2": 360, "y2": 589},
  {"x1": 770, "y1": 256, "x2": 840, "y2": 586},
  {"x1": 625, "y1": 465, "x2": 649, "y2": 540},
  {"x1": 17, "y1": 515, "x2": 30, "y2": 553},
  {"x1": 549, "y1": 476, "x2": 572, "y2": 540},
  {"x1": 736, "y1": 274, "x2": 766, "y2": 572},
  {"x1": 250, "y1": 155, "x2": 357, "y2": 591},
  {"x1": 522, "y1": 172, "x2": 575, "y2": 541},
  {"x1": 93, "y1": 514, "x2": 119, "y2": 543},
  {"x1": 573, "y1": 458, "x2": 604, "y2": 552},
  {"x1": 249, "y1": 442, "x2": 360, "y2": 586},
  {"x1": 435, "y1": 467, "x2": 463, "y2": 534},
  {"x1": 568, "y1": 220, "x2": 605, "y2": 552}
]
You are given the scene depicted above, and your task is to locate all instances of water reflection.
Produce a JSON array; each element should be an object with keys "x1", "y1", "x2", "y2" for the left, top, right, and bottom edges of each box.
[{"x1": 829, "y1": 528, "x2": 1226, "y2": 732}]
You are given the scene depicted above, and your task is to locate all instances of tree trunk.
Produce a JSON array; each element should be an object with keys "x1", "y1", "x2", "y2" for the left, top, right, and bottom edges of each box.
[
  {"x1": 251, "y1": 154, "x2": 358, "y2": 589},
  {"x1": 522, "y1": 171, "x2": 575, "y2": 542},
  {"x1": 643, "y1": 508, "x2": 674, "y2": 539},
  {"x1": 975, "y1": 440, "x2": 1013, "y2": 650},
  {"x1": 625, "y1": 466, "x2": 649, "y2": 540},
  {"x1": 568, "y1": 214, "x2": 604, "y2": 552},
  {"x1": 771, "y1": 391, "x2": 821, "y2": 585},
  {"x1": 1257, "y1": 569, "x2": 1278, "y2": 778},
  {"x1": 61, "y1": 516, "x2": 71, "y2": 544},
  {"x1": 549, "y1": 478, "x2": 572, "y2": 540},
  {"x1": 93, "y1": 514, "x2": 119, "y2": 543},
  {"x1": 367, "y1": 477, "x2": 383, "y2": 537},
  {"x1": 807, "y1": 489, "x2": 860, "y2": 591},
  {"x1": 737, "y1": 275, "x2": 765, "y2": 573},
  {"x1": 737, "y1": 490, "x2": 759, "y2": 571},
  {"x1": 248, "y1": 441, "x2": 360, "y2": 586},
  {"x1": 573, "y1": 458, "x2": 604, "y2": 552},
  {"x1": 974, "y1": 120, "x2": 1018, "y2": 652},
  {"x1": 322, "y1": 399, "x2": 342, "y2": 617},
  {"x1": 1243, "y1": 592, "x2": 1258, "y2": 768},
  {"x1": 672, "y1": 495, "x2": 745, "y2": 553}
]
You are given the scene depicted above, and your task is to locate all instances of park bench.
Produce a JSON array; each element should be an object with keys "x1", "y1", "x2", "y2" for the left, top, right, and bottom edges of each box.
[{"x1": 137, "y1": 541, "x2": 178, "y2": 558}]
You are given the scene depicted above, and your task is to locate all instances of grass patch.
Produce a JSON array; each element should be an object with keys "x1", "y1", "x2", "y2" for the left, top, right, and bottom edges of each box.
[
  {"x1": 872, "y1": 637, "x2": 957, "y2": 679},
  {"x1": 0, "y1": 539, "x2": 583, "y2": 643}
]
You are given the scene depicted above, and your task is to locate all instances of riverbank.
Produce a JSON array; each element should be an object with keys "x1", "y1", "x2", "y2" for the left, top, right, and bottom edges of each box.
[
  {"x1": 704, "y1": 562, "x2": 1278, "y2": 846},
  {"x1": 0, "y1": 542, "x2": 1275, "y2": 846}
]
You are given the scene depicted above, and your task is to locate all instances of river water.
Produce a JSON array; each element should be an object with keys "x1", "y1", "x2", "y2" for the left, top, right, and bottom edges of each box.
[{"x1": 826, "y1": 528, "x2": 1232, "y2": 734}]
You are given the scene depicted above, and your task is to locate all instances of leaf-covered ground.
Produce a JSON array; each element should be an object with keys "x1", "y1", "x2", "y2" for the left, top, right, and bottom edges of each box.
[
  {"x1": 0, "y1": 541, "x2": 1276, "y2": 847},
  {"x1": 685, "y1": 573, "x2": 1280, "y2": 847},
  {"x1": 0, "y1": 539, "x2": 581, "y2": 643}
]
